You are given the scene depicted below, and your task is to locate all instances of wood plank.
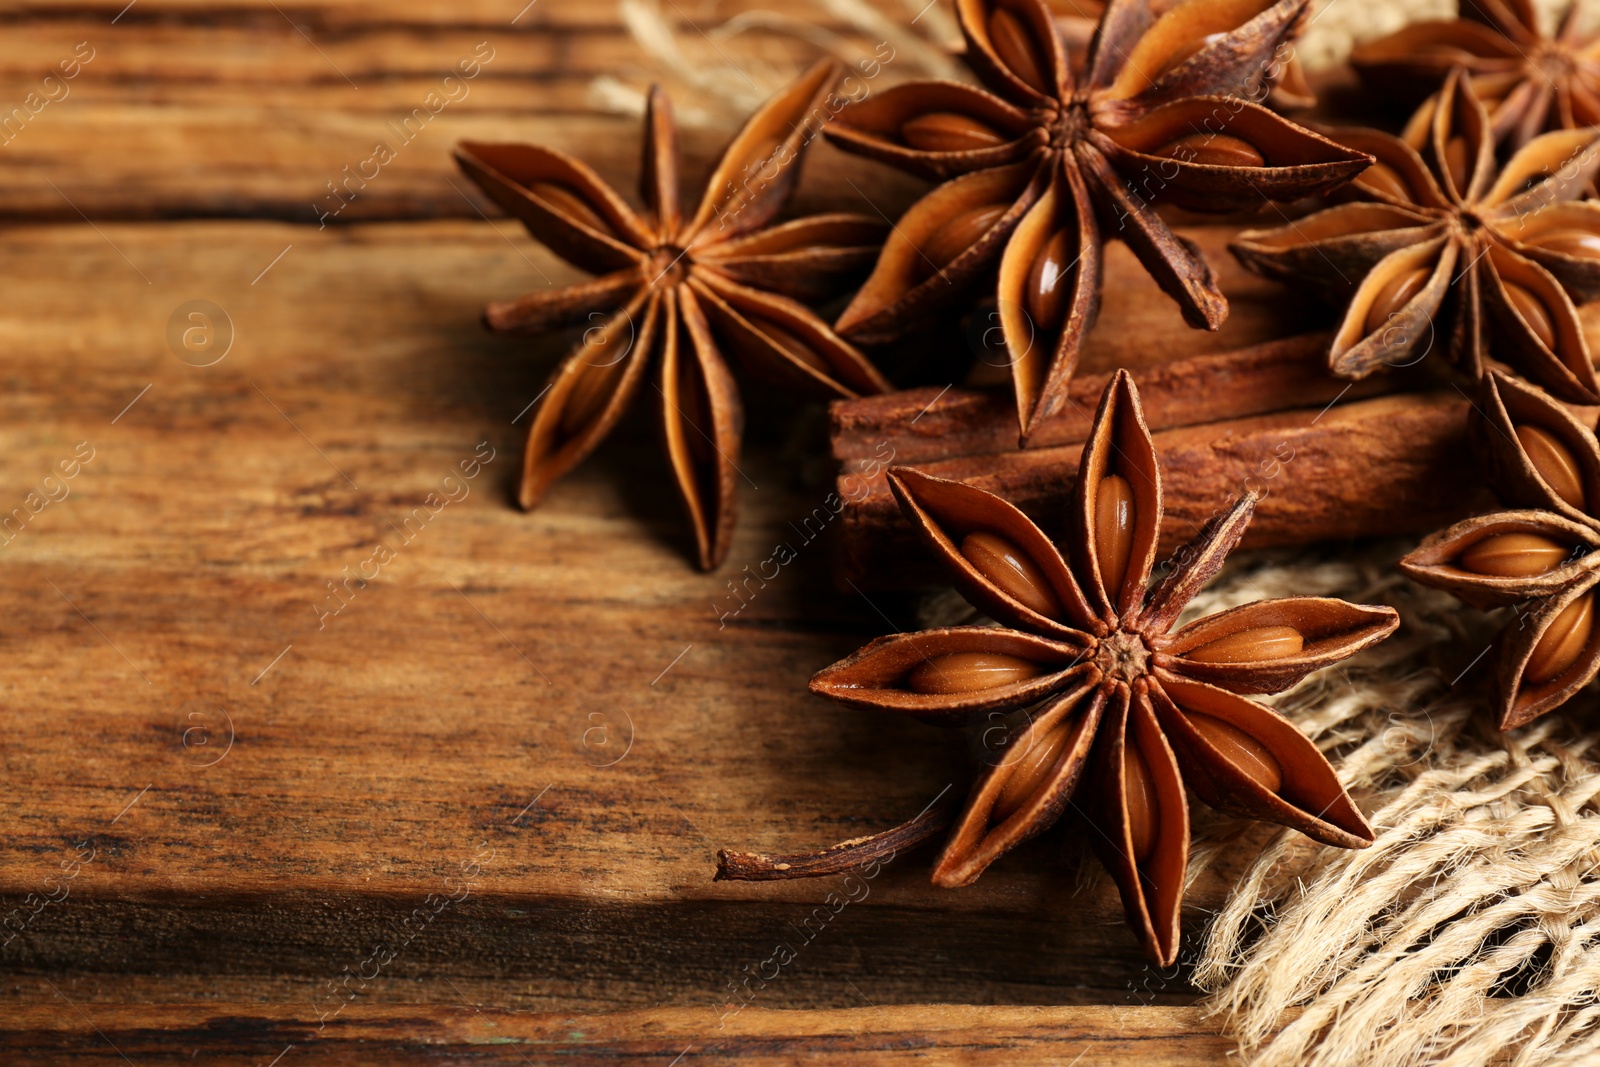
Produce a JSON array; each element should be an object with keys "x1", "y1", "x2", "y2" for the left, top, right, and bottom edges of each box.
[
  {"x1": 0, "y1": 1002, "x2": 1233, "y2": 1065},
  {"x1": 0, "y1": 11, "x2": 929, "y2": 221},
  {"x1": 0, "y1": 218, "x2": 1266, "y2": 1008}
]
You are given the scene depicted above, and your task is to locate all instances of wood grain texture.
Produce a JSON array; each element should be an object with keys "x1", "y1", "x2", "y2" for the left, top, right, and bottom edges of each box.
[
  {"x1": 0, "y1": 1001, "x2": 1234, "y2": 1065},
  {"x1": 0, "y1": 219, "x2": 1263, "y2": 1022}
]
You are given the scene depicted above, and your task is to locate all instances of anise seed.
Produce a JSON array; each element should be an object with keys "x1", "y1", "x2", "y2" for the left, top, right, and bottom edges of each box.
[
  {"x1": 901, "y1": 112, "x2": 1007, "y2": 153},
  {"x1": 991, "y1": 720, "x2": 1071, "y2": 821},
  {"x1": 1516, "y1": 424, "x2": 1587, "y2": 510},
  {"x1": 961, "y1": 530, "x2": 1063, "y2": 618},
  {"x1": 1125, "y1": 742, "x2": 1159, "y2": 864},
  {"x1": 530, "y1": 181, "x2": 610, "y2": 234},
  {"x1": 987, "y1": 7, "x2": 1049, "y2": 94},
  {"x1": 1024, "y1": 227, "x2": 1075, "y2": 332},
  {"x1": 1359, "y1": 162, "x2": 1412, "y2": 200},
  {"x1": 1458, "y1": 532, "x2": 1568, "y2": 577},
  {"x1": 1155, "y1": 133, "x2": 1265, "y2": 168},
  {"x1": 1525, "y1": 591, "x2": 1595, "y2": 683},
  {"x1": 752, "y1": 317, "x2": 832, "y2": 375},
  {"x1": 559, "y1": 353, "x2": 626, "y2": 436},
  {"x1": 1187, "y1": 712, "x2": 1282, "y2": 792},
  {"x1": 1363, "y1": 266, "x2": 1430, "y2": 337},
  {"x1": 1505, "y1": 282, "x2": 1556, "y2": 349},
  {"x1": 1159, "y1": 31, "x2": 1227, "y2": 77},
  {"x1": 1443, "y1": 136, "x2": 1471, "y2": 192},
  {"x1": 1185, "y1": 625, "x2": 1304, "y2": 664},
  {"x1": 917, "y1": 203, "x2": 1009, "y2": 280},
  {"x1": 1095, "y1": 473, "x2": 1135, "y2": 597},
  {"x1": 906, "y1": 651, "x2": 1046, "y2": 695},
  {"x1": 1527, "y1": 229, "x2": 1600, "y2": 262}
]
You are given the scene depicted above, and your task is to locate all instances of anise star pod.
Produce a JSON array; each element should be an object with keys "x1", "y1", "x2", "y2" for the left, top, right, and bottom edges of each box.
[
  {"x1": 1231, "y1": 68, "x2": 1600, "y2": 403},
  {"x1": 722, "y1": 371, "x2": 1396, "y2": 965},
  {"x1": 824, "y1": 0, "x2": 1369, "y2": 440},
  {"x1": 455, "y1": 61, "x2": 891, "y2": 570},
  {"x1": 1401, "y1": 371, "x2": 1600, "y2": 729},
  {"x1": 1351, "y1": 0, "x2": 1600, "y2": 154}
]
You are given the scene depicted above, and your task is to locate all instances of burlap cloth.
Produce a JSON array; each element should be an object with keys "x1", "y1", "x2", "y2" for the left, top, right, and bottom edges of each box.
[{"x1": 603, "y1": 2, "x2": 1600, "y2": 1061}]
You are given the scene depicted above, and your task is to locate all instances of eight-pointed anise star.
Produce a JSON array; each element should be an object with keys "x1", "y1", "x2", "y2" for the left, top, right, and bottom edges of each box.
[
  {"x1": 733, "y1": 371, "x2": 1397, "y2": 965},
  {"x1": 455, "y1": 62, "x2": 891, "y2": 570},
  {"x1": 1352, "y1": 0, "x2": 1600, "y2": 155},
  {"x1": 1402, "y1": 371, "x2": 1600, "y2": 730},
  {"x1": 1232, "y1": 68, "x2": 1600, "y2": 403},
  {"x1": 823, "y1": 0, "x2": 1370, "y2": 441}
]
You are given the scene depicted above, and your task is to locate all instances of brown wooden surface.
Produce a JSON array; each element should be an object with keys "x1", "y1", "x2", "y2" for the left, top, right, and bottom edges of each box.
[
  {"x1": 0, "y1": 1001, "x2": 1233, "y2": 1064},
  {"x1": 0, "y1": 3, "x2": 1341, "y2": 1061}
]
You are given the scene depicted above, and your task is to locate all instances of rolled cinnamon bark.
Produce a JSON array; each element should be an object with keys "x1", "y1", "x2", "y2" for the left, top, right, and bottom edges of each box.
[
  {"x1": 832, "y1": 332, "x2": 1408, "y2": 464},
  {"x1": 834, "y1": 390, "x2": 1491, "y2": 590}
]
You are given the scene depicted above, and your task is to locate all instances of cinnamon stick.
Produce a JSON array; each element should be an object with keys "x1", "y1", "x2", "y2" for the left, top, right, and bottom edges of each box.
[
  {"x1": 833, "y1": 332, "x2": 1408, "y2": 464},
  {"x1": 834, "y1": 390, "x2": 1489, "y2": 590}
]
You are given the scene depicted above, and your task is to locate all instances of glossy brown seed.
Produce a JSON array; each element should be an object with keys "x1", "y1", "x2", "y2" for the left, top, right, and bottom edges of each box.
[
  {"x1": 1024, "y1": 227, "x2": 1075, "y2": 332},
  {"x1": 1516, "y1": 424, "x2": 1587, "y2": 510},
  {"x1": 530, "y1": 181, "x2": 610, "y2": 233},
  {"x1": 1505, "y1": 282, "x2": 1556, "y2": 350},
  {"x1": 1154, "y1": 133, "x2": 1266, "y2": 168},
  {"x1": 558, "y1": 348, "x2": 628, "y2": 436},
  {"x1": 991, "y1": 719, "x2": 1072, "y2": 821},
  {"x1": 918, "y1": 203, "x2": 1009, "y2": 279},
  {"x1": 1185, "y1": 625, "x2": 1304, "y2": 664},
  {"x1": 1363, "y1": 266, "x2": 1430, "y2": 337},
  {"x1": 1458, "y1": 532, "x2": 1569, "y2": 577},
  {"x1": 1443, "y1": 136, "x2": 1471, "y2": 193},
  {"x1": 987, "y1": 6, "x2": 1049, "y2": 94},
  {"x1": 752, "y1": 317, "x2": 832, "y2": 374},
  {"x1": 1525, "y1": 591, "x2": 1595, "y2": 683},
  {"x1": 1125, "y1": 741, "x2": 1159, "y2": 864},
  {"x1": 672, "y1": 347, "x2": 717, "y2": 468},
  {"x1": 1187, "y1": 712, "x2": 1282, "y2": 793},
  {"x1": 901, "y1": 112, "x2": 1007, "y2": 153},
  {"x1": 1158, "y1": 31, "x2": 1227, "y2": 77},
  {"x1": 1095, "y1": 473, "x2": 1135, "y2": 598},
  {"x1": 1527, "y1": 229, "x2": 1600, "y2": 262},
  {"x1": 906, "y1": 651, "x2": 1046, "y2": 695},
  {"x1": 961, "y1": 530, "x2": 1064, "y2": 619},
  {"x1": 1359, "y1": 162, "x2": 1412, "y2": 201}
]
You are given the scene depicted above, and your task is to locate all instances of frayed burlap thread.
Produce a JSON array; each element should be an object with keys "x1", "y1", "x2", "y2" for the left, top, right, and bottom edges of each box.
[{"x1": 1184, "y1": 548, "x2": 1600, "y2": 1067}]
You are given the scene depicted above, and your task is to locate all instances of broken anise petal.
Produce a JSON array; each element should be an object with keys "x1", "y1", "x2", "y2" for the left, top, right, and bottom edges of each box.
[{"x1": 1404, "y1": 371, "x2": 1600, "y2": 728}]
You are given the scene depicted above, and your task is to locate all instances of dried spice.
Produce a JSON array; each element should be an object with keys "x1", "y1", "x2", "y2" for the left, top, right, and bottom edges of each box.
[
  {"x1": 1401, "y1": 371, "x2": 1600, "y2": 730},
  {"x1": 1351, "y1": 0, "x2": 1600, "y2": 154},
  {"x1": 720, "y1": 371, "x2": 1397, "y2": 965},
  {"x1": 455, "y1": 62, "x2": 890, "y2": 570},
  {"x1": 823, "y1": 0, "x2": 1369, "y2": 440},
  {"x1": 1232, "y1": 69, "x2": 1600, "y2": 403}
]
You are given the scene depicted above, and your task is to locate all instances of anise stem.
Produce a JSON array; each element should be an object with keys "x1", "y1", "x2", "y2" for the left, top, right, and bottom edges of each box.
[{"x1": 714, "y1": 798, "x2": 956, "y2": 881}]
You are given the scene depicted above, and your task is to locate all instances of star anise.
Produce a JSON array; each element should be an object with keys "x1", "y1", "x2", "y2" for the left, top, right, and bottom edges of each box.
[
  {"x1": 1231, "y1": 69, "x2": 1600, "y2": 403},
  {"x1": 822, "y1": 0, "x2": 1370, "y2": 440},
  {"x1": 1351, "y1": 0, "x2": 1600, "y2": 154},
  {"x1": 723, "y1": 371, "x2": 1396, "y2": 965},
  {"x1": 455, "y1": 62, "x2": 891, "y2": 570},
  {"x1": 1402, "y1": 371, "x2": 1600, "y2": 730}
]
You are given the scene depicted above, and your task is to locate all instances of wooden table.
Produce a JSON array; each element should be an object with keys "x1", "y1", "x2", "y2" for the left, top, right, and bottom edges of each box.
[{"x1": 0, "y1": 2, "x2": 1292, "y2": 1060}]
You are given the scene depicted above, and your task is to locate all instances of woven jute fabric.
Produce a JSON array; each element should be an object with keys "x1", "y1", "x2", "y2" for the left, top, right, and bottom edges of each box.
[{"x1": 607, "y1": 1, "x2": 1600, "y2": 1062}]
